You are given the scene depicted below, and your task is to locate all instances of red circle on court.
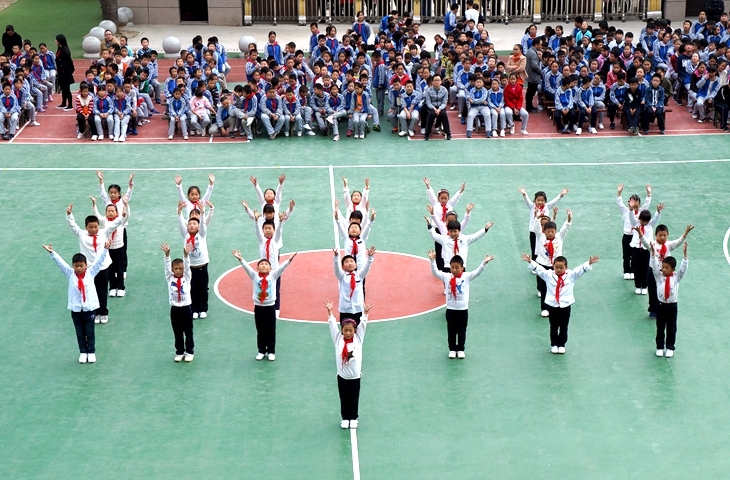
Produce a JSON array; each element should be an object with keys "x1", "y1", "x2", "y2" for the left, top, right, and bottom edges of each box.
[{"x1": 214, "y1": 250, "x2": 446, "y2": 322}]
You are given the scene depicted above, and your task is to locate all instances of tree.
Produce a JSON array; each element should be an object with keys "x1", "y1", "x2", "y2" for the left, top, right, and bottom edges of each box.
[{"x1": 100, "y1": 0, "x2": 119, "y2": 23}]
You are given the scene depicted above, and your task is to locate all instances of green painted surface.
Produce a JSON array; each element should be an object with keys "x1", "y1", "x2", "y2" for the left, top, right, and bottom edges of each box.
[{"x1": 0, "y1": 136, "x2": 729, "y2": 479}]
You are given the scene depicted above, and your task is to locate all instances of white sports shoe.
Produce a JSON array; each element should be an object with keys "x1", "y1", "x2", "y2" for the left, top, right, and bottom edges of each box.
[
  {"x1": 199, "y1": 312, "x2": 207, "y2": 319},
  {"x1": 119, "y1": 136, "x2": 126, "y2": 142},
  {"x1": 184, "y1": 353, "x2": 194, "y2": 362},
  {"x1": 109, "y1": 289, "x2": 117, "y2": 297},
  {"x1": 575, "y1": 127, "x2": 582, "y2": 135},
  {"x1": 100, "y1": 315, "x2": 108, "y2": 324},
  {"x1": 116, "y1": 289, "x2": 126, "y2": 297},
  {"x1": 589, "y1": 127, "x2": 598, "y2": 134},
  {"x1": 598, "y1": 122, "x2": 604, "y2": 130},
  {"x1": 630, "y1": 273, "x2": 635, "y2": 279},
  {"x1": 255, "y1": 353, "x2": 265, "y2": 361},
  {"x1": 326, "y1": 115, "x2": 334, "y2": 124},
  {"x1": 624, "y1": 273, "x2": 631, "y2": 280},
  {"x1": 109, "y1": 135, "x2": 114, "y2": 140},
  {"x1": 491, "y1": 130, "x2": 497, "y2": 137},
  {"x1": 94, "y1": 316, "x2": 100, "y2": 324},
  {"x1": 174, "y1": 354, "x2": 184, "y2": 362},
  {"x1": 79, "y1": 353, "x2": 88, "y2": 364},
  {"x1": 499, "y1": 130, "x2": 505, "y2": 137},
  {"x1": 448, "y1": 351, "x2": 457, "y2": 359},
  {"x1": 92, "y1": 135, "x2": 98, "y2": 141},
  {"x1": 398, "y1": 131, "x2": 407, "y2": 137},
  {"x1": 268, "y1": 353, "x2": 276, "y2": 361},
  {"x1": 341, "y1": 420, "x2": 350, "y2": 429},
  {"x1": 635, "y1": 288, "x2": 642, "y2": 295},
  {"x1": 77, "y1": 133, "x2": 83, "y2": 139},
  {"x1": 541, "y1": 310, "x2": 549, "y2": 317},
  {"x1": 408, "y1": 130, "x2": 415, "y2": 136},
  {"x1": 665, "y1": 349, "x2": 674, "y2": 358},
  {"x1": 509, "y1": 125, "x2": 515, "y2": 135},
  {"x1": 30, "y1": 121, "x2": 41, "y2": 126},
  {"x1": 456, "y1": 351, "x2": 465, "y2": 359},
  {"x1": 537, "y1": 290, "x2": 541, "y2": 297},
  {"x1": 87, "y1": 353, "x2": 96, "y2": 363},
  {"x1": 349, "y1": 420, "x2": 358, "y2": 429},
  {"x1": 521, "y1": 130, "x2": 529, "y2": 135},
  {"x1": 641, "y1": 288, "x2": 648, "y2": 295},
  {"x1": 113, "y1": 136, "x2": 119, "y2": 142},
  {"x1": 557, "y1": 347, "x2": 565, "y2": 354},
  {"x1": 656, "y1": 349, "x2": 664, "y2": 357},
  {"x1": 192, "y1": 312, "x2": 199, "y2": 319},
  {"x1": 551, "y1": 346, "x2": 559, "y2": 354},
  {"x1": 168, "y1": 135, "x2": 173, "y2": 140}
]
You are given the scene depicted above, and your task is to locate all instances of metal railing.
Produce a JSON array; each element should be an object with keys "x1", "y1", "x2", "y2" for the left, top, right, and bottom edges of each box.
[
  {"x1": 601, "y1": 0, "x2": 648, "y2": 21},
  {"x1": 252, "y1": 0, "x2": 300, "y2": 23},
  {"x1": 541, "y1": 0, "x2": 593, "y2": 22},
  {"x1": 483, "y1": 0, "x2": 532, "y2": 24}
]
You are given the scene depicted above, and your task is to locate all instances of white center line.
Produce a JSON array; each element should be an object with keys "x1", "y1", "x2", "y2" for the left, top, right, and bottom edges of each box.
[
  {"x1": 350, "y1": 428, "x2": 361, "y2": 480},
  {"x1": 724, "y1": 227, "x2": 730, "y2": 266}
]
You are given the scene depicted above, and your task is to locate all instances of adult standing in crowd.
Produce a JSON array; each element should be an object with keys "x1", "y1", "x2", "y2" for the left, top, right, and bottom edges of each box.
[
  {"x1": 55, "y1": 34, "x2": 75, "y2": 111},
  {"x1": 524, "y1": 37, "x2": 543, "y2": 113},
  {"x1": 2, "y1": 25, "x2": 22, "y2": 57}
]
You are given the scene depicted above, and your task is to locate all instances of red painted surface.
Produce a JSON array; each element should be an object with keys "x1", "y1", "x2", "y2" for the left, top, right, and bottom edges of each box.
[{"x1": 216, "y1": 250, "x2": 446, "y2": 322}]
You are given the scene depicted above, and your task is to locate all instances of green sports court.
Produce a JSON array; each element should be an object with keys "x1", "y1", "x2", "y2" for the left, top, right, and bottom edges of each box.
[{"x1": 2, "y1": 133, "x2": 730, "y2": 479}]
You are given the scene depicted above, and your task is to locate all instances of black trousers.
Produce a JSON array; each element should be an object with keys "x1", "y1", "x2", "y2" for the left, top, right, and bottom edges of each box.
[
  {"x1": 190, "y1": 264, "x2": 209, "y2": 313},
  {"x1": 555, "y1": 108, "x2": 577, "y2": 131},
  {"x1": 434, "y1": 226, "x2": 445, "y2": 270},
  {"x1": 71, "y1": 311, "x2": 96, "y2": 353},
  {"x1": 60, "y1": 81, "x2": 72, "y2": 107},
  {"x1": 108, "y1": 248, "x2": 125, "y2": 291},
  {"x1": 254, "y1": 305, "x2": 277, "y2": 354},
  {"x1": 337, "y1": 375, "x2": 361, "y2": 420},
  {"x1": 530, "y1": 231, "x2": 537, "y2": 261},
  {"x1": 93, "y1": 268, "x2": 109, "y2": 316},
  {"x1": 122, "y1": 229, "x2": 128, "y2": 273},
  {"x1": 170, "y1": 305, "x2": 194, "y2": 355},
  {"x1": 424, "y1": 108, "x2": 451, "y2": 137},
  {"x1": 525, "y1": 81, "x2": 539, "y2": 111},
  {"x1": 445, "y1": 308, "x2": 468, "y2": 351},
  {"x1": 537, "y1": 263, "x2": 553, "y2": 311},
  {"x1": 632, "y1": 248, "x2": 650, "y2": 288},
  {"x1": 622, "y1": 234, "x2": 634, "y2": 274},
  {"x1": 607, "y1": 103, "x2": 621, "y2": 122},
  {"x1": 340, "y1": 311, "x2": 363, "y2": 326},
  {"x1": 647, "y1": 273, "x2": 658, "y2": 314},
  {"x1": 656, "y1": 302, "x2": 678, "y2": 350},
  {"x1": 275, "y1": 275, "x2": 281, "y2": 310},
  {"x1": 577, "y1": 106, "x2": 598, "y2": 128},
  {"x1": 547, "y1": 305, "x2": 571, "y2": 347},
  {"x1": 641, "y1": 107, "x2": 665, "y2": 131},
  {"x1": 624, "y1": 105, "x2": 641, "y2": 129},
  {"x1": 77, "y1": 113, "x2": 98, "y2": 135},
  {"x1": 715, "y1": 101, "x2": 729, "y2": 129}
]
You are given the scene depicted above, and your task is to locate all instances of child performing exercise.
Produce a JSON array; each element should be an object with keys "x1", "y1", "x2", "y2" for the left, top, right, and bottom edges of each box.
[
  {"x1": 649, "y1": 242, "x2": 688, "y2": 358},
  {"x1": 521, "y1": 252, "x2": 599, "y2": 354},
  {"x1": 334, "y1": 246, "x2": 375, "y2": 325},
  {"x1": 428, "y1": 250, "x2": 494, "y2": 359},
  {"x1": 324, "y1": 298, "x2": 374, "y2": 430},
  {"x1": 616, "y1": 183, "x2": 651, "y2": 280},
  {"x1": 161, "y1": 242, "x2": 195, "y2": 363},
  {"x1": 176, "y1": 173, "x2": 215, "y2": 217},
  {"x1": 518, "y1": 186, "x2": 568, "y2": 261}
]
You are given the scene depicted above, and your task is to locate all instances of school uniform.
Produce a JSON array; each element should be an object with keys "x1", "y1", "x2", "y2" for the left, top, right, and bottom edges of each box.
[
  {"x1": 95, "y1": 205, "x2": 130, "y2": 295},
  {"x1": 179, "y1": 212, "x2": 210, "y2": 316},
  {"x1": 430, "y1": 258, "x2": 488, "y2": 352},
  {"x1": 428, "y1": 187, "x2": 464, "y2": 271},
  {"x1": 0, "y1": 92, "x2": 21, "y2": 137},
  {"x1": 641, "y1": 235, "x2": 686, "y2": 317},
  {"x1": 576, "y1": 87, "x2": 598, "y2": 129},
  {"x1": 283, "y1": 97, "x2": 303, "y2": 135},
  {"x1": 650, "y1": 256, "x2": 688, "y2": 351},
  {"x1": 629, "y1": 210, "x2": 661, "y2": 290},
  {"x1": 642, "y1": 85, "x2": 665, "y2": 132},
  {"x1": 348, "y1": 91, "x2": 371, "y2": 138},
  {"x1": 334, "y1": 254, "x2": 373, "y2": 324},
  {"x1": 261, "y1": 95, "x2": 285, "y2": 136},
  {"x1": 329, "y1": 312, "x2": 367, "y2": 421},
  {"x1": 534, "y1": 218, "x2": 571, "y2": 312},
  {"x1": 112, "y1": 95, "x2": 133, "y2": 141},
  {"x1": 101, "y1": 182, "x2": 134, "y2": 274},
  {"x1": 344, "y1": 185, "x2": 369, "y2": 215},
  {"x1": 487, "y1": 88, "x2": 507, "y2": 131},
  {"x1": 624, "y1": 88, "x2": 643, "y2": 131},
  {"x1": 428, "y1": 224, "x2": 489, "y2": 269},
  {"x1": 240, "y1": 257, "x2": 292, "y2": 354},
  {"x1": 554, "y1": 86, "x2": 577, "y2": 132},
  {"x1": 522, "y1": 193, "x2": 564, "y2": 261},
  {"x1": 608, "y1": 83, "x2": 628, "y2": 125},
  {"x1": 50, "y1": 248, "x2": 108, "y2": 354},
  {"x1": 176, "y1": 182, "x2": 213, "y2": 218},
  {"x1": 530, "y1": 260, "x2": 593, "y2": 348},
  {"x1": 167, "y1": 96, "x2": 190, "y2": 137},
  {"x1": 164, "y1": 256, "x2": 194, "y2": 356},
  {"x1": 616, "y1": 194, "x2": 651, "y2": 274},
  {"x1": 466, "y1": 86, "x2": 491, "y2": 134}
]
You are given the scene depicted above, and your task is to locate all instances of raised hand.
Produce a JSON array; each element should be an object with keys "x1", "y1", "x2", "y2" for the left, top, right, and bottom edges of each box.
[
  {"x1": 424, "y1": 216, "x2": 432, "y2": 226},
  {"x1": 323, "y1": 299, "x2": 334, "y2": 313},
  {"x1": 205, "y1": 201, "x2": 214, "y2": 208},
  {"x1": 342, "y1": 176, "x2": 348, "y2": 187},
  {"x1": 128, "y1": 173, "x2": 135, "y2": 184},
  {"x1": 459, "y1": 182, "x2": 466, "y2": 193},
  {"x1": 426, "y1": 204, "x2": 434, "y2": 215},
  {"x1": 484, "y1": 254, "x2": 495, "y2": 263},
  {"x1": 423, "y1": 177, "x2": 430, "y2": 188},
  {"x1": 160, "y1": 242, "x2": 170, "y2": 256},
  {"x1": 174, "y1": 174, "x2": 182, "y2": 186},
  {"x1": 249, "y1": 176, "x2": 257, "y2": 186},
  {"x1": 42, "y1": 243, "x2": 53, "y2": 253},
  {"x1": 183, "y1": 243, "x2": 193, "y2": 255},
  {"x1": 279, "y1": 212, "x2": 287, "y2": 222},
  {"x1": 657, "y1": 202, "x2": 665, "y2": 213},
  {"x1": 561, "y1": 187, "x2": 569, "y2": 196},
  {"x1": 370, "y1": 210, "x2": 376, "y2": 221},
  {"x1": 90, "y1": 195, "x2": 96, "y2": 206},
  {"x1": 288, "y1": 252, "x2": 298, "y2": 262},
  {"x1": 289, "y1": 199, "x2": 295, "y2": 209},
  {"x1": 364, "y1": 177, "x2": 370, "y2": 189},
  {"x1": 278, "y1": 173, "x2": 286, "y2": 184},
  {"x1": 646, "y1": 184, "x2": 651, "y2": 195},
  {"x1": 103, "y1": 238, "x2": 112, "y2": 249},
  {"x1": 684, "y1": 224, "x2": 695, "y2": 236},
  {"x1": 588, "y1": 256, "x2": 600, "y2": 265},
  {"x1": 427, "y1": 249, "x2": 436, "y2": 260},
  {"x1": 241, "y1": 200, "x2": 249, "y2": 209},
  {"x1": 253, "y1": 210, "x2": 261, "y2": 221},
  {"x1": 333, "y1": 247, "x2": 339, "y2": 256},
  {"x1": 96, "y1": 170, "x2": 104, "y2": 182},
  {"x1": 518, "y1": 187, "x2": 527, "y2": 195},
  {"x1": 66, "y1": 203, "x2": 73, "y2": 215},
  {"x1": 552, "y1": 206, "x2": 558, "y2": 214},
  {"x1": 232, "y1": 249, "x2": 243, "y2": 261},
  {"x1": 208, "y1": 173, "x2": 215, "y2": 185},
  {"x1": 364, "y1": 300, "x2": 374, "y2": 314},
  {"x1": 485, "y1": 221, "x2": 494, "y2": 229},
  {"x1": 617, "y1": 184, "x2": 624, "y2": 195},
  {"x1": 566, "y1": 209, "x2": 572, "y2": 222},
  {"x1": 521, "y1": 253, "x2": 532, "y2": 263},
  {"x1": 466, "y1": 203, "x2": 474, "y2": 214},
  {"x1": 178, "y1": 201, "x2": 186, "y2": 214},
  {"x1": 367, "y1": 246, "x2": 376, "y2": 256},
  {"x1": 633, "y1": 225, "x2": 644, "y2": 237},
  {"x1": 683, "y1": 242, "x2": 688, "y2": 257}
]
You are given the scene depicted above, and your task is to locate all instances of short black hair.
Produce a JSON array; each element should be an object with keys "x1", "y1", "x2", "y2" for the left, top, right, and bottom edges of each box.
[
  {"x1": 553, "y1": 255, "x2": 567, "y2": 267},
  {"x1": 262, "y1": 204, "x2": 275, "y2": 214},
  {"x1": 655, "y1": 224, "x2": 668, "y2": 234},
  {"x1": 638, "y1": 210, "x2": 652, "y2": 222},
  {"x1": 85, "y1": 216, "x2": 99, "y2": 227},
  {"x1": 662, "y1": 256, "x2": 677, "y2": 269},
  {"x1": 543, "y1": 221, "x2": 557, "y2": 231},
  {"x1": 72, "y1": 253, "x2": 87, "y2": 264},
  {"x1": 450, "y1": 255, "x2": 464, "y2": 266},
  {"x1": 446, "y1": 220, "x2": 461, "y2": 231}
]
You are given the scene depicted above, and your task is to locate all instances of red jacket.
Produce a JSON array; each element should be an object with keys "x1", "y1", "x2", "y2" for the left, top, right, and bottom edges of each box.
[{"x1": 504, "y1": 83, "x2": 523, "y2": 110}]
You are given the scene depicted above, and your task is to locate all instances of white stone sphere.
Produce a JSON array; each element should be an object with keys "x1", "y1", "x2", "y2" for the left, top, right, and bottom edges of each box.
[
  {"x1": 162, "y1": 36, "x2": 182, "y2": 55},
  {"x1": 99, "y1": 20, "x2": 117, "y2": 34},
  {"x1": 239, "y1": 36, "x2": 256, "y2": 53},
  {"x1": 83, "y1": 36, "x2": 101, "y2": 56},
  {"x1": 118, "y1": 7, "x2": 133, "y2": 25},
  {"x1": 89, "y1": 27, "x2": 106, "y2": 41}
]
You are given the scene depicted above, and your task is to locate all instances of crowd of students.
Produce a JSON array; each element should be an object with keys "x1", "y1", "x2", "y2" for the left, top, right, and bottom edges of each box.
[{"x1": 4, "y1": 8, "x2": 729, "y2": 141}]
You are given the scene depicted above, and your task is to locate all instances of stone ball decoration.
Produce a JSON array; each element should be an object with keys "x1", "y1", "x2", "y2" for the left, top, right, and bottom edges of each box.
[
  {"x1": 99, "y1": 20, "x2": 117, "y2": 34},
  {"x1": 118, "y1": 7, "x2": 133, "y2": 25},
  {"x1": 82, "y1": 36, "x2": 101, "y2": 57},
  {"x1": 239, "y1": 36, "x2": 256, "y2": 53},
  {"x1": 89, "y1": 27, "x2": 106, "y2": 41},
  {"x1": 162, "y1": 36, "x2": 182, "y2": 55}
]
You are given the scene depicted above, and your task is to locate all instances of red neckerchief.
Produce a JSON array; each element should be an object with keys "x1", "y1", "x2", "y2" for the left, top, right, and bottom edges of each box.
[
  {"x1": 258, "y1": 272, "x2": 269, "y2": 303},
  {"x1": 640, "y1": 224, "x2": 645, "y2": 235},
  {"x1": 658, "y1": 241, "x2": 667, "y2": 260},
  {"x1": 91, "y1": 234, "x2": 98, "y2": 252},
  {"x1": 341, "y1": 336, "x2": 354, "y2": 365},
  {"x1": 107, "y1": 215, "x2": 118, "y2": 241},
  {"x1": 350, "y1": 236, "x2": 359, "y2": 257},
  {"x1": 76, "y1": 272, "x2": 86, "y2": 302},
  {"x1": 441, "y1": 204, "x2": 448, "y2": 222},
  {"x1": 453, "y1": 237, "x2": 459, "y2": 255},
  {"x1": 176, "y1": 276, "x2": 182, "y2": 302},
  {"x1": 349, "y1": 272, "x2": 356, "y2": 298},
  {"x1": 187, "y1": 233, "x2": 196, "y2": 249},
  {"x1": 450, "y1": 272, "x2": 463, "y2": 297},
  {"x1": 265, "y1": 236, "x2": 272, "y2": 261},
  {"x1": 545, "y1": 238, "x2": 555, "y2": 263},
  {"x1": 664, "y1": 273, "x2": 673, "y2": 300},
  {"x1": 555, "y1": 273, "x2": 565, "y2": 303}
]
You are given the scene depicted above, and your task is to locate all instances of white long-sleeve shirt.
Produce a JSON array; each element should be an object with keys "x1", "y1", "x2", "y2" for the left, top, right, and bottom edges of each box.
[
  {"x1": 641, "y1": 235, "x2": 686, "y2": 265},
  {"x1": 629, "y1": 210, "x2": 661, "y2": 248},
  {"x1": 240, "y1": 258, "x2": 292, "y2": 307},
  {"x1": 51, "y1": 249, "x2": 108, "y2": 311},
  {"x1": 178, "y1": 213, "x2": 209, "y2": 266},
  {"x1": 522, "y1": 193, "x2": 563, "y2": 232},
  {"x1": 334, "y1": 255, "x2": 373, "y2": 314},
  {"x1": 256, "y1": 182, "x2": 283, "y2": 213},
  {"x1": 430, "y1": 258, "x2": 487, "y2": 310},
  {"x1": 427, "y1": 187, "x2": 462, "y2": 227},
  {"x1": 164, "y1": 256, "x2": 192, "y2": 307},
  {"x1": 534, "y1": 218, "x2": 571, "y2": 267},
  {"x1": 176, "y1": 182, "x2": 214, "y2": 217},
  {"x1": 244, "y1": 206, "x2": 291, "y2": 249},
  {"x1": 329, "y1": 313, "x2": 367, "y2": 379},
  {"x1": 337, "y1": 215, "x2": 373, "y2": 270},
  {"x1": 616, "y1": 194, "x2": 651, "y2": 235},
  {"x1": 256, "y1": 219, "x2": 284, "y2": 270},
  {"x1": 67, "y1": 212, "x2": 124, "y2": 270},
  {"x1": 529, "y1": 260, "x2": 592, "y2": 308},
  {"x1": 94, "y1": 204, "x2": 130, "y2": 250},
  {"x1": 429, "y1": 211, "x2": 471, "y2": 236},
  {"x1": 344, "y1": 185, "x2": 369, "y2": 214},
  {"x1": 650, "y1": 256, "x2": 688, "y2": 303},
  {"x1": 429, "y1": 225, "x2": 488, "y2": 266},
  {"x1": 100, "y1": 182, "x2": 134, "y2": 209}
]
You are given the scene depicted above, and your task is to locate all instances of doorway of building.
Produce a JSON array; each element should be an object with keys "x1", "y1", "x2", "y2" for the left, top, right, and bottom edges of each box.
[{"x1": 180, "y1": 0, "x2": 209, "y2": 22}]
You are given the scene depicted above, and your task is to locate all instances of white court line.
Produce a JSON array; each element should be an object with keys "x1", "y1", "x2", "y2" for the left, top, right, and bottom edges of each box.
[
  {"x1": 5, "y1": 158, "x2": 730, "y2": 172},
  {"x1": 350, "y1": 428, "x2": 361, "y2": 480},
  {"x1": 7, "y1": 121, "x2": 29, "y2": 144},
  {"x1": 724, "y1": 227, "x2": 730, "y2": 266}
]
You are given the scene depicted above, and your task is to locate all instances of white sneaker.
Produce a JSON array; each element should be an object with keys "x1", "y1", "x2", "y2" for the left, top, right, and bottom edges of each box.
[
  {"x1": 193, "y1": 312, "x2": 199, "y2": 319},
  {"x1": 341, "y1": 420, "x2": 350, "y2": 429},
  {"x1": 276, "y1": 310, "x2": 280, "y2": 319},
  {"x1": 521, "y1": 130, "x2": 529, "y2": 135},
  {"x1": 537, "y1": 290, "x2": 541, "y2": 297},
  {"x1": 199, "y1": 312, "x2": 207, "y2": 319},
  {"x1": 551, "y1": 346, "x2": 559, "y2": 354},
  {"x1": 492, "y1": 130, "x2": 497, "y2": 137},
  {"x1": 168, "y1": 135, "x2": 173, "y2": 140},
  {"x1": 572, "y1": 124, "x2": 578, "y2": 131},
  {"x1": 575, "y1": 127, "x2": 582, "y2": 135},
  {"x1": 641, "y1": 288, "x2": 648, "y2": 295},
  {"x1": 691, "y1": 113, "x2": 698, "y2": 119},
  {"x1": 268, "y1": 353, "x2": 276, "y2": 361},
  {"x1": 499, "y1": 130, "x2": 505, "y2": 137},
  {"x1": 598, "y1": 122, "x2": 604, "y2": 130},
  {"x1": 398, "y1": 131, "x2": 407, "y2": 137},
  {"x1": 100, "y1": 315, "x2": 108, "y2": 324},
  {"x1": 420, "y1": 128, "x2": 426, "y2": 134},
  {"x1": 77, "y1": 132, "x2": 83, "y2": 139},
  {"x1": 297, "y1": 131, "x2": 302, "y2": 137},
  {"x1": 284, "y1": 131, "x2": 289, "y2": 137},
  {"x1": 305, "y1": 130, "x2": 316, "y2": 136},
  {"x1": 665, "y1": 349, "x2": 674, "y2": 358},
  {"x1": 255, "y1": 353, "x2": 265, "y2": 361},
  {"x1": 87, "y1": 353, "x2": 96, "y2": 363},
  {"x1": 509, "y1": 125, "x2": 515, "y2": 135},
  {"x1": 94, "y1": 316, "x2": 100, "y2": 324},
  {"x1": 109, "y1": 289, "x2": 117, "y2": 297},
  {"x1": 326, "y1": 115, "x2": 334, "y2": 124},
  {"x1": 184, "y1": 353, "x2": 194, "y2": 362},
  {"x1": 456, "y1": 351, "x2": 465, "y2": 359},
  {"x1": 656, "y1": 349, "x2": 664, "y2": 357},
  {"x1": 303, "y1": 123, "x2": 312, "y2": 130},
  {"x1": 557, "y1": 347, "x2": 565, "y2": 354},
  {"x1": 109, "y1": 135, "x2": 114, "y2": 140},
  {"x1": 183, "y1": 135, "x2": 188, "y2": 140},
  {"x1": 449, "y1": 105, "x2": 456, "y2": 110},
  {"x1": 448, "y1": 351, "x2": 457, "y2": 359},
  {"x1": 408, "y1": 130, "x2": 415, "y2": 136},
  {"x1": 635, "y1": 288, "x2": 642, "y2": 295},
  {"x1": 630, "y1": 273, "x2": 635, "y2": 279},
  {"x1": 92, "y1": 135, "x2": 98, "y2": 141},
  {"x1": 79, "y1": 353, "x2": 88, "y2": 364},
  {"x1": 457, "y1": 113, "x2": 462, "y2": 118},
  {"x1": 119, "y1": 136, "x2": 126, "y2": 142},
  {"x1": 123, "y1": 272, "x2": 126, "y2": 279},
  {"x1": 624, "y1": 273, "x2": 631, "y2": 280},
  {"x1": 333, "y1": 134, "x2": 340, "y2": 141},
  {"x1": 246, "y1": 117, "x2": 255, "y2": 126},
  {"x1": 116, "y1": 289, "x2": 126, "y2": 297},
  {"x1": 349, "y1": 420, "x2": 358, "y2": 429},
  {"x1": 113, "y1": 136, "x2": 119, "y2": 142},
  {"x1": 174, "y1": 354, "x2": 184, "y2": 362},
  {"x1": 589, "y1": 127, "x2": 598, "y2": 134},
  {"x1": 541, "y1": 310, "x2": 549, "y2": 317},
  {"x1": 30, "y1": 121, "x2": 41, "y2": 126}
]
